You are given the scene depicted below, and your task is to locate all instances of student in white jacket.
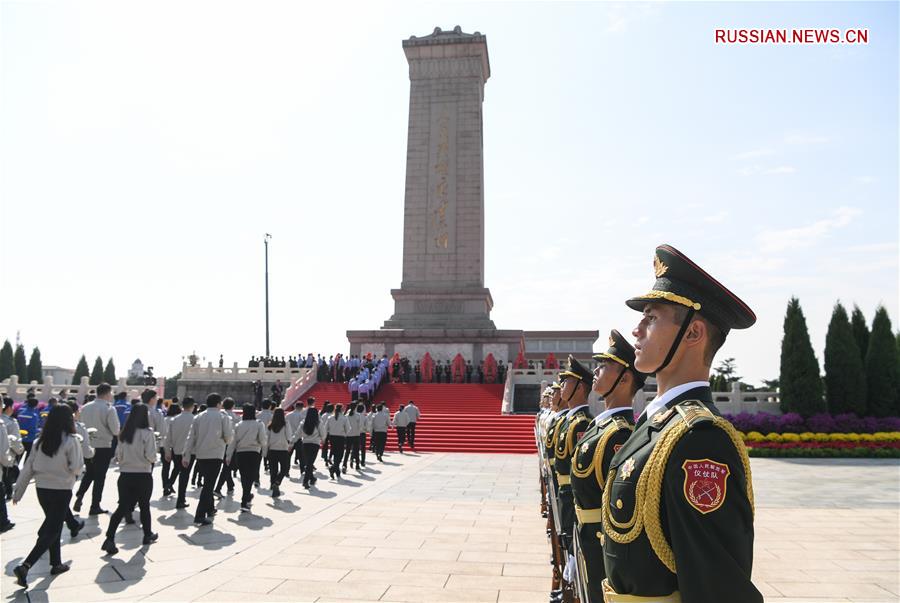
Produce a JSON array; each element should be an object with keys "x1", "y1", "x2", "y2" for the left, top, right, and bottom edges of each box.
[
  {"x1": 101, "y1": 404, "x2": 158, "y2": 555},
  {"x1": 263, "y1": 408, "x2": 294, "y2": 498},
  {"x1": 227, "y1": 404, "x2": 266, "y2": 511},
  {"x1": 393, "y1": 404, "x2": 410, "y2": 454},
  {"x1": 12, "y1": 405, "x2": 84, "y2": 587},
  {"x1": 326, "y1": 405, "x2": 350, "y2": 480},
  {"x1": 342, "y1": 404, "x2": 363, "y2": 472},
  {"x1": 298, "y1": 407, "x2": 326, "y2": 488}
]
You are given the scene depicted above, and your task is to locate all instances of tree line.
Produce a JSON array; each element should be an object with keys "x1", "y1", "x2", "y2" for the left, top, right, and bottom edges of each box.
[
  {"x1": 0, "y1": 342, "x2": 117, "y2": 386},
  {"x1": 780, "y1": 299, "x2": 899, "y2": 417}
]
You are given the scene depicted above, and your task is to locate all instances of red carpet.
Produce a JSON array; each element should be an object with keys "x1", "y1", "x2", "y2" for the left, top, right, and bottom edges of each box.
[{"x1": 298, "y1": 383, "x2": 537, "y2": 453}]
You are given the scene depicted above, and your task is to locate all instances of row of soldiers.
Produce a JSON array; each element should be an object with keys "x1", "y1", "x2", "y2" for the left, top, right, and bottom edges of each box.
[{"x1": 536, "y1": 244, "x2": 762, "y2": 603}]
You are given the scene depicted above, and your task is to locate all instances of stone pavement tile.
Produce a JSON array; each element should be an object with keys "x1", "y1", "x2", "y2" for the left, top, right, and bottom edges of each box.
[
  {"x1": 754, "y1": 580, "x2": 783, "y2": 598},
  {"x1": 802, "y1": 570, "x2": 899, "y2": 585},
  {"x1": 435, "y1": 525, "x2": 510, "y2": 536},
  {"x1": 506, "y1": 542, "x2": 550, "y2": 554},
  {"x1": 446, "y1": 574, "x2": 548, "y2": 591},
  {"x1": 369, "y1": 547, "x2": 460, "y2": 561},
  {"x1": 459, "y1": 551, "x2": 550, "y2": 565},
  {"x1": 139, "y1": 569, "x2": 237, "y2": 601},
  {"x1": 403, "y1": 560, "x2": 504, "y2": 576},
  {"x1": 467, "y1": 532, "x2": 543, "y2": 544},
  {"x1": 834, "y1": 560, "x2": 900, "y2": 572},
  {"x1": 755, "y1": 558, "x2": 845, "y2": 571},
  {"x1": 263, "y1": 552, "x2": 320, "y2": 568},
  {"x1": 34, "y1": 574, "x2": 180, "y2": 602},
  {"x1": 194, "y1": 591, "x2": 307, "y2": 602},
  {"x1": 19, "y1": 565, "x2": 123, "y2": 590},
  {"x1": 342, "y1": 569, "x2": 449, "y2": 588},
  {"x1": 771, "y1": 581, "x2": 895, "y2": 598},
  {"x1": 498, "y1": 590, "x2": 551, "y2": 602},
  {"x1": 219, "y1": 576, "x2": 286, "y2": 594},
  {"x1": 382, "y1": 585, "x2": 500, "y2": 602},
  {"x1": 339, "y1": 536, "x2": 423, "y2": 549},
  {"x1": 255, "y1": 566, "x2": 349, "y2": 582},
  {"x1": 269, "y1": 578, "x2": 391, "y2": 600},
  {"x1": 502, "y1": 563, "x2": 552, "y2": 578},
  {"x1": 427, "y1": 538, "x2": 507, "y2": 552},
  {"x1": 312, "y1": 556, "x2": 410, "y2": 572}
]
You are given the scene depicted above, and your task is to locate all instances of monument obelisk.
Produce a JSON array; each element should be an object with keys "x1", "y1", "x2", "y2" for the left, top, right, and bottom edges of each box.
[{"x1": 347, "y1": 27, "x2": 523, "y2": 364}]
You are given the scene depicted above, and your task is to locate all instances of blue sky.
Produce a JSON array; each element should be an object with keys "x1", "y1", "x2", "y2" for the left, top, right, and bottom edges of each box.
[{"x1": 1, "y1": 1, "x2": 897, "y2": 385}]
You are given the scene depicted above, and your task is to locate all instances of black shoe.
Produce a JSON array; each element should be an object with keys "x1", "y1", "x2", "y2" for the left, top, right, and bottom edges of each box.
[
  {"x1": 73, "y1": 497, "x2": 83, "y2": 512},
  {"x1": 253, "y1": 481, "x2": 260, "y2": 487},
  {"x1": 227, "y1": 488, "x2": 234, "y2": 495},
  {"x1": 208, "y1": 509, "x2": 217, "y2": 517},
  {"x1": 70, "y1": 519, "x2": 85, "y2": 539},
  {"x1": 194, "y1": 518, "x2": 212, "y2": 526},
  {"x1": 175, "y1": 501, "x2": 189, "y2": 509},
  {"x1": 240, "y1": 504, "x2": 251, "y2": 512},
  {"x1": 212, "y1": 489, "x2": 223, "y2": 499},
  {"x1": 13, "y1": 564, "x2": 28, "y2": 587},
  {"x1": 142, "y1": 532, "x2": 159, "y2": 545},
  {"x1": 302, "y1": 483, "x2": 310, "y2": 489},
  {"x1": 50, "y1": 564, "x2": 70, "y2": 576},
  {"x1": 89, "y1": 507, "x2": 108, "y2": 515},
  {"x1": 310, "y1": 477, "x2": 318, "y2": 485},
  {"x1": 272, "y1": 486, "x2": 281, "y2": 498},
  {"x1": 101, "y1": 537, "x2": 119, "y2": 556},
  {"x1": 0, "y1": 521, "x2": 14, "y2": 533}
]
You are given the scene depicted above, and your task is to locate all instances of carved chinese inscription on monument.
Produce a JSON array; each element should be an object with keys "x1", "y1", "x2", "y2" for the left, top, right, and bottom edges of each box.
[{"x1": 427, "y1": 103, "x2": 456, "y2": 254}]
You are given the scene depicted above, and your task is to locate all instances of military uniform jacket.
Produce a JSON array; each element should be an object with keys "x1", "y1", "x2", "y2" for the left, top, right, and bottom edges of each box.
[
  {"x1": 543, "y1": 411, "x2": 565, "y2": 465},
  {"x1": 571, "y1": 408, "x2": 634, "y2": 517},
  {"x1": 601, "y1": 386, "x2": 761, "y2": 602},
  {"x1": 553, "y1": 405, "x2": 594, "y2": 483}
]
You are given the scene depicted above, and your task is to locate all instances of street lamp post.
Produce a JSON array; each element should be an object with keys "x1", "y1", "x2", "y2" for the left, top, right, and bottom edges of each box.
[{"x1": 264, "y1": 233, "x2": 272, "y2": 357}]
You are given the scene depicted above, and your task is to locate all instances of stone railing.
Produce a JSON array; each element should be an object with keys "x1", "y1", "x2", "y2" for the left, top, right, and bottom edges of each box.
[
  {"x1": 0, "y1": 375, "x2": 164, "y2": 403},
  {"x1": 180, "y1": 363, "x2": 311, "y2": 383},
  {"x1": 282, "y1": 364, "x2": 319, "y2": 409}
]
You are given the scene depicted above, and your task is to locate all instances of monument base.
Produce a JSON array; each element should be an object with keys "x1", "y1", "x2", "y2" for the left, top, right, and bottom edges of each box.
[
  {"x1": 346, "y1": 328, "x2": 523, "y2": 364},
  {"x1": 383, "y1": 287, "x2": 496, "y2": 330}
]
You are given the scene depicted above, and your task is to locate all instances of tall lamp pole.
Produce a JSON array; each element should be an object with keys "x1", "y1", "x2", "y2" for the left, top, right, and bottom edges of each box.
[{"x1": 264, "y1": 233, "x2": 272, "y2": 356}]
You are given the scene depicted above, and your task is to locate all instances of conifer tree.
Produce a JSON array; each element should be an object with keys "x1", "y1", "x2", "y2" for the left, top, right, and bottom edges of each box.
[
  {"x1": 27, "y1": 347, "x2": 43, "y2": 384},
  {"x1": 779, "y1": 297, "x2": 825, "y2": 416},
  {"x1": 90, "y1": 356, "x2": 105, "y2": 385},
  {"x1": 0, "y1": 341, "x2": 13, "y2": 382},
  {"x1": 824, "y1": 302, "x2": 866, "y2": 415},
  {"x1": 73, "y1": 355, "x2": 90, "y2": 385},
  {"x1": 850, "y1": 305, "x2": 870, "y2": 363},
  {"x1": 14, "y1": 345, "x2": 28, "y2": 383},
  {"x1": 865, "y1": 307, "x2": 900, "y2": 417},
  {"x1": 104, "y1": 358, "x2": 117, "y2": 384}
]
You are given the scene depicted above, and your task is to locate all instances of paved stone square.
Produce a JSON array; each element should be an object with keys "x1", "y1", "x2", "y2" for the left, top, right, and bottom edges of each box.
[{"x1": 0, "y1": 454, "x2": 897, "y2": 602}]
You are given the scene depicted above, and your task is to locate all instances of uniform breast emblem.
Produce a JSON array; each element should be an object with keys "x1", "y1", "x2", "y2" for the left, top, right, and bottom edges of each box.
[
  {"x1": 681, "y1": 459, "x2": 730, "y2": 514},
  {"x1": 580, "y1": 442, "x2": 590, "y2": 455},
  {"x1": 619, "y1": 457, "x2": 636, "y2": 480}
]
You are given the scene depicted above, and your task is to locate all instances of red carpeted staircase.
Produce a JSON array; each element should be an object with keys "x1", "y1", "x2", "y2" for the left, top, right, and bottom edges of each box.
[{"x1": 297, "y1": 382, "x2": 537, "y2": 453}]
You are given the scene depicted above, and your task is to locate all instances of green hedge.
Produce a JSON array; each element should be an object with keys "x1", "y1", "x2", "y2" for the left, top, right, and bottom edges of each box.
[{"x1": 749, "y1": 447, "x2": 900, "y2": 459}]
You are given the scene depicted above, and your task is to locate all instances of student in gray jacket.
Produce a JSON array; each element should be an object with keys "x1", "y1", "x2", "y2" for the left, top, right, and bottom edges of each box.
[
  {"x1": 12, "y1": 405, "x2": 84, "y2": 588},
  {"x1": 298, "y1": 407, "x2": 326, "y2": 489},
  {"x1": 101, "y1": 404, "x2": 158, "y2": 555},
  {"x1": 226, "y1": 404, "x2": 266, "y2": 511},
  {"x1": 75, "y1": 382, "x2": 119, "y2": 515},
  {"x1": 164, "y1": 397, "x2": 195, "y2": 508},
  {"x1": 263, "y1": 408, "x2": 294, "y2": 498},
  {"x1": 182, "y1": 393, "x2": 234, "y2": 526}
]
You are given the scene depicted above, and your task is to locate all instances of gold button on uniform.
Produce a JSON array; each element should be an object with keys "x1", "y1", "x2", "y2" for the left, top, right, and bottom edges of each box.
[{"x1": 616, "y1": 499, "x2": 623, "y2": 509}]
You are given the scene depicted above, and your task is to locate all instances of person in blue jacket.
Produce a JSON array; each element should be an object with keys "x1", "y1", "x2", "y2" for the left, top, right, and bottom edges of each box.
[{"x1": 15, "y1": 395, "x2": 41, "y2": 459}]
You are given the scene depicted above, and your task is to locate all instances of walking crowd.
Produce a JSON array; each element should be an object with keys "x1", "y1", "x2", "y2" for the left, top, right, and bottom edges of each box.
[{"x1": 0, "y1": 381, "x2": 423, "y2": 590}]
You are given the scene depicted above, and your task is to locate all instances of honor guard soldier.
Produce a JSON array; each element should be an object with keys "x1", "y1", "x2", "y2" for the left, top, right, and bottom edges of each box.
[
  {"x1": 542, "y1": 380, "x2": 567, "y2": 600},
  {"x1": 601, "y1": 245, "x2": 761, "y2": 603},
  {"x1": 569, "y1": 330, "x2": 647, "y2": 603},
  {"x1": 551, "y1": 357, "x2": 594, "y2": 603}
]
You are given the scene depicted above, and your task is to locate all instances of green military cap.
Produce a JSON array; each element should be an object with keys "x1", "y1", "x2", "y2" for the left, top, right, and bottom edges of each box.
[
  {"x1": 593, "y1": 329, "x2": 648, "y2": 388},
  {"x1": 626, "y1": 244, "x2": 756, "y2": 335},
  {"x1": 558, "y1": 355, "x2": 593, "y2": 384}
]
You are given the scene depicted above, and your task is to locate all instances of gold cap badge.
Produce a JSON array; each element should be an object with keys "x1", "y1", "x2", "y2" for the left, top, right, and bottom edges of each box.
[{"x1": 654, "y1": 254, "x2": 668, "y2": 278}]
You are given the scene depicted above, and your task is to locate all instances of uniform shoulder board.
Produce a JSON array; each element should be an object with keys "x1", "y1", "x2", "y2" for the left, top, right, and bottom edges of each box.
[
  {"x1": 611, "y1": 415, "x2": 632, "y2": 431},
  {"x1": 674, "y1": 399, "x2": 715, "y2": 428}
]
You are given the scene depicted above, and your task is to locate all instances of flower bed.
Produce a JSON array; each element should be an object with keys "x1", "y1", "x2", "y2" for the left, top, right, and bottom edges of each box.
[
  {"x1": 725, "y1": 412, "x2": 900, "y2": 435},
  {"x1": 740, "y1": 429, "x2": 900, "y2": 458}
]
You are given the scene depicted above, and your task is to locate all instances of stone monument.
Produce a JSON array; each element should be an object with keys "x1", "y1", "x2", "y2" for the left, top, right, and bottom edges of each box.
[{"x1": 347, "y1": 27, "x2": 595, "y2": 364}]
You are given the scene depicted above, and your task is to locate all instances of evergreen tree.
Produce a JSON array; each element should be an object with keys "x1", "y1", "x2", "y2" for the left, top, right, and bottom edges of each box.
[
  {"x1": 850, "y1": 305, "x2": 870, "y2": 363},
  {"x1": 0, "y1": 341, "x2": 13, "y2": 382},
  {"x1": 824, "y1": 302, "x2": 866, "y2": 415},
  {"x1": 104, "y1": 358, "x2": 117, "y2": 384},
  {"x1": 90, "y1": 356, "x2": 105, "y2": 385},
  {"x1": 72, "y1": 355, "x2": 90, "y2": 385},
  {"x1": 865, "y1": 306, "x2": 900, "y2": 417},
  {"x1": 14, "y1": 345, "x2": 28, "y2": 383},
  {"x1": 779, "y1": 297, "x2": 825, "y2": 416},
  {"x1": 27, "y1": 347, "x2": 43, "y2": 384}
]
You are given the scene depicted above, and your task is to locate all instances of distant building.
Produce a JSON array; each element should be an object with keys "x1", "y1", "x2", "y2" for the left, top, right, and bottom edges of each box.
[
  {"x1": 128, "y1": 359, "x2": 145, "y2": 380},
  {"x1": 43, "y1": 366, "x2": 75, "y2": 385}
]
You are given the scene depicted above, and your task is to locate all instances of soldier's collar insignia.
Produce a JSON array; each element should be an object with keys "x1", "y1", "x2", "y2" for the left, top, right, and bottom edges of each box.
[
  {"x1": 580, "y1": 442, "x2": 590, "y2": 455},
  {"x1": 654, "y1": 254, "x2": 669, "y2": 278},
  {"x1": 619, "y1": 457, "x2": 636, "y2": 480},
  {"x1": 651, "y1": 407, "x2": 676, "y2": 425}
]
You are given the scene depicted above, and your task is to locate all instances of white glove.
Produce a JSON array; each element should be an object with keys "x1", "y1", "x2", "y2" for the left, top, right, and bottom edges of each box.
[{"x1": 563, "y1": 555, "x2": 576, "y2": 583}]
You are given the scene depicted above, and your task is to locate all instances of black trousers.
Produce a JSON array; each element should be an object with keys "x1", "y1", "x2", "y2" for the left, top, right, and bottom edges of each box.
[
  {"x1": 215, "y1": 453, "x2": 234, "y2": 491},
  {"x1": 234, "y1": 451, "x2": 260, "y2": 506},
  {"x1": 396, "y1": 426, "x2": 407, "y2": 450},
  {"x1": 321, "y1": 436, "x2": 331, "y2": 462},
  {"x1": 359, "y1": 433, "x2": 367, "y2": 465},
  {"x1": 330, "y1": 437, "x2": 346, "y2": 477},
  {"x1": 0, "y1": 477, "x2": 8, "y2": 524},
  {"x1": 292, "y1": 441, "x2": 302, "y2": 465},
  {"x1": 577, "y1": 520, "x2": 606, "y2": 603},
  {"x1": 24, "y1": 488, "x2": 72, "y2": 567},
  {"x1": 407, "y1": 422, "x2": 417, "y2": 447},
  {"x1": 558, "y1": 486, "x2": 575, "y2": 539},
  {"x1": 194, "y1": 459, "x2": 222, "y2": 522},
  {"x1": 86, "y1": 447, "x2": 113, "y2": 509},
  {"x1": 342, "y1": 435, "x2": 360, "y2": 469},
  {"x1": 2, "y1": 464, "x2": 18, "y2": 500},
  {"x1": 107, "y1": 473, "x2": 153, "y2": 538},
  {"x1": 301, "y1": 443, "x2": 319, "y2": 486},
  {"x1": 160, "y1": 448, "x2": 172, "y2": 489},
  {"x1": 373, "y1": 432, "x2": 387, "y2": 458},
  {"x1": 169, "y1": 454, "x2": 193, "y2": 504},
  {"x1": 268, "y1": 450, "x2": 290, "y2": 489}
]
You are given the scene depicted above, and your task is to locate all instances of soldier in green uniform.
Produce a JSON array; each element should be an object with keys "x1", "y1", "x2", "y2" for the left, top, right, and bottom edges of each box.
[
  {"x1": 569, "y1": 330, "x2": 647, "y2": 603},
  {"x1": 550, "y1": 356, "x2": 595, "y2": 601},
  {"x1": 601, "y1": 244, "x2": 762, "y2": 603},
  {"x1": 542, "y1": 381, "x2": 567, "y2": 600}
]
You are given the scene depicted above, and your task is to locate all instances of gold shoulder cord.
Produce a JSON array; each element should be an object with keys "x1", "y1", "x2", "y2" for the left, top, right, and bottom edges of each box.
[
  {"x1": 565, "y1": 416, "x2": 589, "y2": 456},
  {"x1": 593, "y1": 421, "x2": 633, "y2": 487},
  {"x1": 601, "y1": 415, "x2": 754, "y2": 574},
  {"x1": 555, "y1": 420, "x2": 569, "y2": 459},
  {"x1": 571, "y1": 429, "x2": 600, "y2": 479}
]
